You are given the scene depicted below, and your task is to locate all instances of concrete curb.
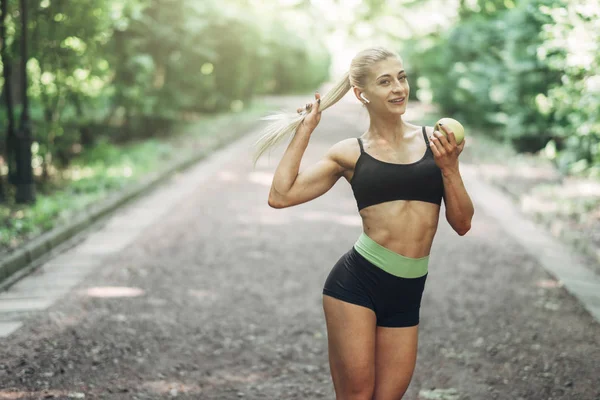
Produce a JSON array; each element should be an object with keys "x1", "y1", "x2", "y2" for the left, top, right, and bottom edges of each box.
[
  {"x1": 0, "y1": 116, "x2": 264, "y2": 291},
  {"x1": 490, "y1": 179, "x2": 600, "y2": 276},
  {"x1": 464, "y1": 165, "x2": 600, "y2": 324}
]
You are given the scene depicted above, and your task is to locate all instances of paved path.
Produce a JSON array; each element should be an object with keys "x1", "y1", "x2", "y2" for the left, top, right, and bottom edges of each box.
[{"x1": 0, "y1": 94, "x2": 599, "y2": 399}]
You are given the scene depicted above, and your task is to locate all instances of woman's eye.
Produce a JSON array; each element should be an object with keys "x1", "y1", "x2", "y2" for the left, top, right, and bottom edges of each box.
[
  {"x1": 399, "y1": 76, "x2": 407, "y2": 81},
  {"x1": 380, "y1": 80, "x2": 389, "y2": 85}
]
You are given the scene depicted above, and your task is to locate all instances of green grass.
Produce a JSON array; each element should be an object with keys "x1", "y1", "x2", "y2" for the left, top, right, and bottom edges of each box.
[{"x1": 0, "y1": 102, "x2": 269, "y2": 254}]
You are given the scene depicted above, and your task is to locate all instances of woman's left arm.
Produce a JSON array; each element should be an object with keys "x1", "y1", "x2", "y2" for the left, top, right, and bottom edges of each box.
[{"x1": 428, "y1": 125, "x2": 475, "y2": 236}]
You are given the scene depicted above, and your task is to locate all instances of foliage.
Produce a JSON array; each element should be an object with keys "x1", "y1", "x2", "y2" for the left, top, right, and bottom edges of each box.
[
  {"x1": 0, "y1": 0, "x2": 330, "y2": 177},
  {"x1": 105, "y1": 0, "x2": 329, "y2": 133},
  {"x1": 0, "y1": 102, "x2": 268, "y2": 253},
  {"x1": 402, "y1": 0, "x2": 600, "y2": 176},
  {"x1": 538, "y1": 1, "x2": 600, "y2": 177}
]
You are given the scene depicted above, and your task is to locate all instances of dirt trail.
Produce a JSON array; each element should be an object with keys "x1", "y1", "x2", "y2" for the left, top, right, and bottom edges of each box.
[{"x1": 0, "y1": 95, "x2": 598, "y2": 400}]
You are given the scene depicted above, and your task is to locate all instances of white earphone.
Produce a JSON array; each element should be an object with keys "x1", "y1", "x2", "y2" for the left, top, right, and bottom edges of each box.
[{"x1": 360, "y1": 93, "x2": 370, "y2": 104}]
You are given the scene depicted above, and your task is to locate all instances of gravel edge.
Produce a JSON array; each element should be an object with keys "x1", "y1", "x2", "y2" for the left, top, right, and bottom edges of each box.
[{"x1": 0, "y1": 116, "x2": 264, "y2": 291}]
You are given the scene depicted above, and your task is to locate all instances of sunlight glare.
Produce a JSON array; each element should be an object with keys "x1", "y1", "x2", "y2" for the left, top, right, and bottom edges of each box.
[{"x1": 82, "y1": 286, "x2": 145, "y2": 298}]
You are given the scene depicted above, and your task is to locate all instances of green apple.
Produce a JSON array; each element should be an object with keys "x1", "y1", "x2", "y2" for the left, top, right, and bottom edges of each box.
[{"x1": 434, "y1": 117, "x2": 465, "y2": 144}]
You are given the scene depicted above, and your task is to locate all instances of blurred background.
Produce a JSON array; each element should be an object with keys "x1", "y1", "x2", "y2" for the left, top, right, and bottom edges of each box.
[{"x1": 0, "y1": 0, "x2": 598, "y2": 259}]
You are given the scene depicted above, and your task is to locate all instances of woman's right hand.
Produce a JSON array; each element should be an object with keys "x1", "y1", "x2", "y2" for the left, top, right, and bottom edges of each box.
[{"x1": 296, "y1": 92, "x2": 321, "y2": 132}]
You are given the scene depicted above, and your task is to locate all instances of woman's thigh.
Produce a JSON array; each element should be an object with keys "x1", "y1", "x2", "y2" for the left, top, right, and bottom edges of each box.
[
  {"x1": 373, "y1": 325, "x2": 419, "y2": 400},
  {"x1": 322, "y1": 295, "x2": 377, "y2": 400}
]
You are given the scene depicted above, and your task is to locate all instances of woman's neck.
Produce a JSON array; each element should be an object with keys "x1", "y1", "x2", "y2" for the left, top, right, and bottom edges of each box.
[{"x1": 366, "y1": 112, "x2": 409, "y2": 144}]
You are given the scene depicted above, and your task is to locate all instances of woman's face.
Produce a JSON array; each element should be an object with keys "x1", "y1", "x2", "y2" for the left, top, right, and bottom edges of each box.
[{"x1": 362, "y1": 57, "x2": 409, "y2": 116}]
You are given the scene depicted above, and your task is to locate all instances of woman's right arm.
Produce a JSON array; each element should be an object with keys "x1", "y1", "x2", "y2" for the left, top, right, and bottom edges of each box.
[
  {"x1": 268, "y1": 129, "x2": 346, "y2": 209},
  {"x1": 268, "y1": 92, "x2": 346, "y2": 209}
]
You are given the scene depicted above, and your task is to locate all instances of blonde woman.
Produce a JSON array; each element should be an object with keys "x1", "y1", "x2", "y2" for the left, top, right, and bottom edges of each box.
[{"x1": 254, "y1": 47, "x2": 474, "y2": 400}]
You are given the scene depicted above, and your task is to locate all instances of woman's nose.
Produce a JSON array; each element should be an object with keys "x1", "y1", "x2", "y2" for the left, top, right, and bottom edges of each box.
[{"x1": 392, "y1": 83, "x2": 404, "y2": 92}]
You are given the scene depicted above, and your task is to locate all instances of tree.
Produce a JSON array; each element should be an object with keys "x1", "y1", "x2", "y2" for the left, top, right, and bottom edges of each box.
[
  {"x1": 14, "y1": 0, "x2": 34, "y2": 203},
  {"x1": 0, "y1": 0, "x2": 16, "y2": 203}
]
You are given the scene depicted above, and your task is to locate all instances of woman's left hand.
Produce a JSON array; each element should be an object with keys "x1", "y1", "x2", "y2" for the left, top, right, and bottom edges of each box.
[{"x1": 429, "y1": 124, "x2": 466, "y2": 173}]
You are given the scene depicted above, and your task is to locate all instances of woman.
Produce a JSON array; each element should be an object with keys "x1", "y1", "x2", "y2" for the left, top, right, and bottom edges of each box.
[{"x1": 254, "y1": 47, "x2": 474, "y2": 400}]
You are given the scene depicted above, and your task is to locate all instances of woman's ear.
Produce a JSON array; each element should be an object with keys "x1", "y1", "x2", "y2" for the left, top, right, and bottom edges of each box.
[{"x1": 353, "y1": 86, "x2": 369, "y2": 104}]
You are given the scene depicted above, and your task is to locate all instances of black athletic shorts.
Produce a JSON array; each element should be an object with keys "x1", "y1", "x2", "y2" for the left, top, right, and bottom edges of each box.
[{"x1": 323, "y1": 247, "x2": 427, "y2": 327}]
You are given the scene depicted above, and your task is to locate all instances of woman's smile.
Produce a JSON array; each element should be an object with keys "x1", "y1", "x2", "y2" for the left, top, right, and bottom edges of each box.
[{"x1": 389, "y1": 97, "x2": 406, "y2": 105}]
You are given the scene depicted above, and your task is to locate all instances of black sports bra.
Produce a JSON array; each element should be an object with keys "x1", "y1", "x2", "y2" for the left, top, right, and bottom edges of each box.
[{"x1": 350, "y1": 126, "x2": 444, "y2": 211}]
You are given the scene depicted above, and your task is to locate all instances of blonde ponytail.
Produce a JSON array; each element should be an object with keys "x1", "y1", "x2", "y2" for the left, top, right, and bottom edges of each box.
[
  {"x1": 252, "y1": 71, "x2": 352, "y2": 166},
  {"x1": 252, "y1": 46, "x2": 401, "y2": 166}
]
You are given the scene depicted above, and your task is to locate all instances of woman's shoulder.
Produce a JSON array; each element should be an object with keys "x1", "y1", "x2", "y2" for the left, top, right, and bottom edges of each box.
[
  {"x1": 325, "y1": 138, "x2": 362, "y2": 169},
  {"x1": 404, "y1": 122, "x2": 433, "y2": 135},
  {"x1": 408, "y1": 124, "x2": 434, "y2": 140},
  {"x1": 328, "y1": 137, "x2": 362, "y2": 154}
]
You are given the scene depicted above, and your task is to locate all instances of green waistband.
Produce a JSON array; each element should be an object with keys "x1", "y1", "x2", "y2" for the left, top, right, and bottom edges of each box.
[{"x1": 354, "y1": 232, "x2": 429, "y2": 278}]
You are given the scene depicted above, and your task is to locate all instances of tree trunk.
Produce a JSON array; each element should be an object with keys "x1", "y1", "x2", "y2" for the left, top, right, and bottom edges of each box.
[
  {"x1": 15, "y1": 0, "x2": 35, "y2": 204},
  {"x1": 0, "y1": 0, "x2": 16, "y2": 203}
]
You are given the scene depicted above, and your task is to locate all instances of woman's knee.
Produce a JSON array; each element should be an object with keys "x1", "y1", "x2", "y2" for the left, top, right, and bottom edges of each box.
[
  {"x1": 330, "y1": 361, "x2": 375, "y2": 400},
  {"x1": 373, "y1": 383, "x2": 409, "y2": 400},
  {"x1": 336, "y1": 381, "x2": 374, "y2": 400}
]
